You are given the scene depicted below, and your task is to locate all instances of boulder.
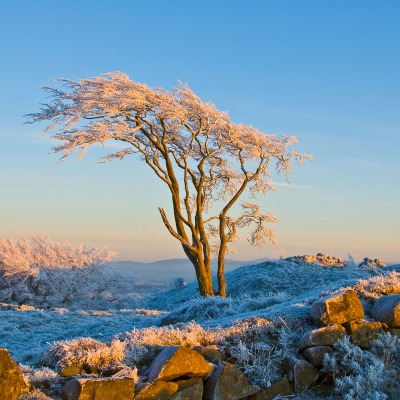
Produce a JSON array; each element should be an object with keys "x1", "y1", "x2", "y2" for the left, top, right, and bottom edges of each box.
[
  {"x1": 371, "y1": 294, "x2": 400, "y2": 328},
  {"x1": 194, "y1": 345, "x2": 227, "y2": 363},
  {"x1": 136, "y1": 380, "x2": 178, "y2": 400},
  {"x1": 0, "y1": 348, "x2": 28, "y2": 400},
  {"x1": 60, "y1": 377, "x2": 134, "y2": 400},
  {"x1": 244, "y1": 378, "x2": 292, "y2": 400},
  {"x1": 136, "y1": 378, "x2": 203, "y2": 400},
  {"x1": 292, "y1": 359, "x2": 320, "y2": 392},
  {"x1": 311, "y1": 289, "x2": 364, "y2": 326},
  {"x1": 172, "y1": 378, "x2": 203, "y2": 400},
  {"x1": 302, "y1": 346, "x2": 333, "y2": 368},
  {"x1": 298, "y1": 324, "x2": 346, "y2": 350},
  {"x1": 344, "y1": 319, "x2": 383, "y2": 348},
  {"x1": 203, "y1": 362, "x2": 259, "y2": 400},
  {"x1": 284, "y1": 355, "x2": 320, "y2": 392},
  {"x1": 147, "y1": 346, "x2": 212, "y2": 382}
]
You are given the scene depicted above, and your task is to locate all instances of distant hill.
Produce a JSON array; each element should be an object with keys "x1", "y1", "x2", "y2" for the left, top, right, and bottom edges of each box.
[{"x1": 109, "y1": 257, "x2": 270, "y2": 284}]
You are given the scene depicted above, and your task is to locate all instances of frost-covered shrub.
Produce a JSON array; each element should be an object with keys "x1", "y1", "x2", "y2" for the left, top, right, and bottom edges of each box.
[
  {"x1": 355, "y1": 271, "x2": 400, "y2": 301},
  {"x1": 230, "y1": 340, "x2": 283, "y2": 387},
  {"x1": 0, "y1": 235, "x2": 137, "y2": 309},
  {"x1": 322, "y1": 335, "x2": 400, "y2": 400},
  {"x1": 41, "y1": 337, "x2": 125, "y2": 370},
  {"x1": 370, "y1": 332, "x2": 400, "y2": 367},
  {"x1": 0, "y1": 234, "x2": 115, "y2": 273},
  {"x1": 170, "y1": 277, "x2": 186, "y2": 290}
]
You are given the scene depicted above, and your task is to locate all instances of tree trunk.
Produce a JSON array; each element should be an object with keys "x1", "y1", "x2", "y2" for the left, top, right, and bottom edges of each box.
[
  {"x1": 217, "y1": 253, "x2": 227, "y2": 297},
  {"x1": 184, "y1": 248, "x2": 214, "y2": 296}
]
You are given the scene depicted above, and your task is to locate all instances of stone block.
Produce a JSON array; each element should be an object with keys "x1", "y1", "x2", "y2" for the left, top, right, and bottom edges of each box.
[
  {"x1": 299, "y1": 324, "x2": 346, "y2": 350},
  {"x1": 311, "y1": 289, "x2": 364, "y2": 326},
  {"x1": 344, "y1": 319, "x2": 383, "y2": 348},
  {"x1": 203, "y1": 362, "x2": 258, "y2": 400},
  {"x1": 60, "y1": 377, "x2": 134, "y2": 400},
  {"x1": 302, "y1": 346, "x2": 333, "y2": 368},
  {"x1": 147, "y1": 346, "x2": 212, "y2": 382}
]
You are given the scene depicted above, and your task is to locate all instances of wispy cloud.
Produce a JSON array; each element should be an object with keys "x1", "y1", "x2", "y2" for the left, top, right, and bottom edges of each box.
[
  {"x1": 270, "y1": 181, "x2": 309, "y2": 190},
  {"x1": 344, "y1": 157, "x2": 400, "y2": 172}
]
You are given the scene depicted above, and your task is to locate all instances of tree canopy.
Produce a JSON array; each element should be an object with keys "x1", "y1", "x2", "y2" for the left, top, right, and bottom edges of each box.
[{"x1": 27, "y1": 72, "x2": 310, "y2": 296}]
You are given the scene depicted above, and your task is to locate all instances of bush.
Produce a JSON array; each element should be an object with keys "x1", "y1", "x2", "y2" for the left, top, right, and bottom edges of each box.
[
  {"x1": 323, "y1": 335, "x2": 400, "y2": 400},
  {"x1": 0, "y1": 235, "x2": 130, "y2": 308},
  {"x1": 229, "y1": 340, "x2": 283, "y2": 387}
]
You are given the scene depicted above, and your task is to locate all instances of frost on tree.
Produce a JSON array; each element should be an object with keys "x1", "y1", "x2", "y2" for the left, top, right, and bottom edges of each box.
[{"x1": 27, "y1": 72, "x2": 310, "y2": 297}]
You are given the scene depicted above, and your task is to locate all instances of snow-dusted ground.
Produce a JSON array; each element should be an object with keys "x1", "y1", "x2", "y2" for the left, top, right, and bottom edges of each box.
[
  {"x1": 2, "y1": 257, "x2": 399, "y2": 368},
  {"x1": 0, "y1": 305, "x2": 165, "y2": 364}
]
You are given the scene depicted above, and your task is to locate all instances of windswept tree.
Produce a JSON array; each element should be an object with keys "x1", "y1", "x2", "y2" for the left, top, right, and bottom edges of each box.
[{"x1": 27, "y1": 72, "x2": 310, "y2": 297}]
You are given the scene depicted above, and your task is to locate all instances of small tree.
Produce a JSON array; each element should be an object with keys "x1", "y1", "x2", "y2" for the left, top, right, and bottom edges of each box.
[{"x1": 27, "y1": 72, "x2": 310, "y2": 297}]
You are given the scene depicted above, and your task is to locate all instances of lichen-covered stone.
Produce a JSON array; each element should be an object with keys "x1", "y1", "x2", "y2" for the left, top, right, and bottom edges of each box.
[
  {"x1": 285, "y1": 356, "x2": 320, "y2": 392},
  {"x1": 60, "y1": 377, "x2": 134, "y2": 400},
  {"x1": 293, "y1": 360, "x2": 320, "y2": 392},
  {"x1": 203, "y1": 362, "x2": 259, "y2": 400},
  {"x1": 136, "y1": 378, "x2": 203, "y2": 400},
  {"x1": 0, "y1": 348, "x2": 28, "y2": 400},
  {"x1": 302, "y1": 346, "x2": 333, "y2": 368},
  {"x1": 299, "y1": 324, "x2": 346, "y2": 350},
  {"x1": 172, "y1": 378, "x2": 203, "y2": 400},
  {"x1": 344, "y1": 319, "x2": 383, "y2": 348},
  {"x1": 147, "y1": 346, "x2": 212, "y2": 382},
  {"x1": 136, "y1": 380, "x2": 178, "y2": 400},
  {"x1": 311, "y1": 289, "x2": 364, "y2": 326},
  {"x1": 371, "y1": 294, "x2": 400, "y2": 328},
  {"x1": 244, "y1": 378, "x2": 292, "y2": 400}
]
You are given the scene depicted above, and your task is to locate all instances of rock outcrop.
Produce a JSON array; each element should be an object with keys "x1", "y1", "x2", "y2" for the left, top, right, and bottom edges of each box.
[{"x1": 0, "y1": 348, "x2": 28, "y2": 400}]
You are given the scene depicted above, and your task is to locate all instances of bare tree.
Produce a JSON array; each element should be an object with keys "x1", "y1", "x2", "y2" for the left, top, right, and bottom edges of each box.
[{"x1": 27, "y1": 72, "x2": 310, "y2": 297}]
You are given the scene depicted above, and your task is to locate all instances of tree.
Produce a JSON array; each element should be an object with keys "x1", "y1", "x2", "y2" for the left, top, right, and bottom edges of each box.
[{"x1": 27, "y1": 72, "x2": 310, "y2": 297}]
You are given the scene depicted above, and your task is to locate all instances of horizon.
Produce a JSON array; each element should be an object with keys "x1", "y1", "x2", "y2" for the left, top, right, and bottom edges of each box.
[{"x1": 1, "y1": 1, "x2": 399, "y2": 263}]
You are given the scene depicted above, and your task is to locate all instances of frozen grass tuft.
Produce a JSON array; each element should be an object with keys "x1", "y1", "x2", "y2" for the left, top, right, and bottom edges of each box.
[{"x1": 41, "y1": 337, "x2": 125, "y2": 370}]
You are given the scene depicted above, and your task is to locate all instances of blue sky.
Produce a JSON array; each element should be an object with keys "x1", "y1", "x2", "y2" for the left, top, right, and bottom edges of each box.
[{"x1": 0, "y1": 1, "x2": 399, "y2": 262}]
